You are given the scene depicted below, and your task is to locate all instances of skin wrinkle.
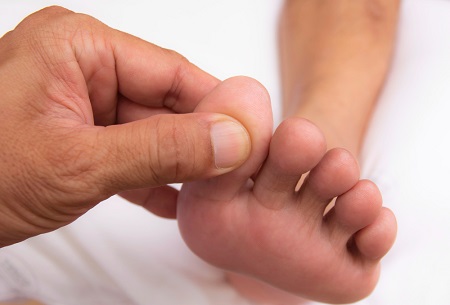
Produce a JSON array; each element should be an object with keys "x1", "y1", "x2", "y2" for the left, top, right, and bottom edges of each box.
[
  {"x1": 111, "y1": 42, "x2": 120, "y2": 125},
  {"x1": 182, "y1": 120, "x2": 200, "y2": 180},
  {"x1": 35, "y1": 141, "x2": 101, "y2": 205},
  {"x1": 172, "y1": 116, "x2": 181, "y2": 181},
  {"x1": 42, "y1": 76, "x2": 88, "y2": 123},
  {"x1": 32, "y1": 31, "x2": 90, "y2": 124},
  {"x1": 294, "y1": 179, "x2": 325, "y2": 225},
  {"x1": 57, "y1": 127, "x2": 113, "y2": 201},
  {"x1": 98, "y1": 124, "x2": 132, "y2": 192},
  {"x1": 170, "y1": 115, "x2": 196, "y2": 183},
  {"x1": 90, "y1": 125, "x2": 122, "y2": 193},
  {"x1": 191, "y1": 121, "x2": 198, "y2": 173},
  {"x1": 111, "y1": 36, "x2": 146, "y2": 108},
  {"x1": 174, "y1": 118, "x2": 197, "y2": 182},
  {"x1": 47, "y1": 143, "x2": 94, "y2": 186},
  {"x1": 88, "y1": 65, "x2": 118, "y2": 125},
  {"x1": 2, "y1": 6, "x2": 245, "y2": 250},
  {"x1": 162, "y1": 53, "x2": 190, "y2": 113},
  {"x1": 0, "y1": 214, "x2": 42, "y2": 246},
  {"x1": 152, "y1": 115, "x2": 165, "y2": 186},
  {"x1": 252, "y1": 175, "x2": 294, "y2": 211},
  {"x1": 70, "y1": 17, "x2": 112, "y2": 125},
  {"x1": 2, "y1": 78, "x2": 96, "y2": 243},
  {"x1": 75, "y1": 27, "x2": 118, "y2": 125},
  {"x1": 3, "y1": 134, "x2": 51, "y2": 211},
  {"x1": 4, "y1": 166, "x2": 75, "y2": 235}
]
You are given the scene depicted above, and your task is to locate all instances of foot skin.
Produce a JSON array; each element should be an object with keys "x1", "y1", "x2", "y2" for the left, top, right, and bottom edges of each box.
[{"x1": 178, "y1": 78, "x2": 396, "y2": 304}]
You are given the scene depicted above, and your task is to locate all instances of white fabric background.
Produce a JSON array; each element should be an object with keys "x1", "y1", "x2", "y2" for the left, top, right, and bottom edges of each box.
[
  {"x1": 358, "y1": 0, "x2": 450, "y2": 304},
  {"x1": 0, "y1": 0, "x2": 449, "y2": 304}
]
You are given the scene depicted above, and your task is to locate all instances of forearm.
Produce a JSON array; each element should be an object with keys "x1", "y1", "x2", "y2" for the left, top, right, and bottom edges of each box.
[{"x1": 279, "y1": 0, "x2": 400, "y2": 156}]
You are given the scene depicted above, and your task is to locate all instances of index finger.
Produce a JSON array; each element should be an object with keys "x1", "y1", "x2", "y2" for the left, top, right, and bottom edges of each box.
[
  {"x1": 8, "y1": 6, "x2": 220, "y2": 125},
  {"x1": 111, "y1": 30, "x2": 220, "y2": 112},
  {"x1": 65, "y1": 8, "x2": 220, "y2": 123}
]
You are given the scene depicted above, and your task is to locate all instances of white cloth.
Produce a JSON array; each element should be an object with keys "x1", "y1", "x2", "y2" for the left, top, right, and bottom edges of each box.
[
  {"x1": 1, "y1": 0, "x2": 450, "y2": 304},
  {"x1": 356, "y1": 0, "x2": 450, "y2": 304},
  {"x1": 0, "y1": 200, "x2": 252, "y2": 305}
]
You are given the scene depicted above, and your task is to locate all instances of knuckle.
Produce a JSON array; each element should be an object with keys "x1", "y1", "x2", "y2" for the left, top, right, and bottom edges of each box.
[
  {"x1": 16, "y1": 5, "x2": 102, "y2": 44},
  {"x1": 16, "y1": 6, "x2": 73, "y2": 35},
  {"x1": 39, "y1": 5, "x2": 73, "y2": 15},
  {"x1": 151, "y1": 116, "x2": 197, "y2": 183},
  {"x1": 161, "y1": 47, "x2": 189, "y2": 63},
  {"x1": 161, "y1": 49, "x2": 191, "y2": 109}
]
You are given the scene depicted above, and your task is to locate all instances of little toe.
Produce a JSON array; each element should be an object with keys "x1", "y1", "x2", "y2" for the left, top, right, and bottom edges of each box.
[
  {"x1": 298, "y1": 148, "x2": 360, "y2": 215},
  {"x1": 252, "y1": 117, "x2": 326, "y2": 209},
  {"x1": 354, "y1": 207, "x2": 397, "y2": 260}
]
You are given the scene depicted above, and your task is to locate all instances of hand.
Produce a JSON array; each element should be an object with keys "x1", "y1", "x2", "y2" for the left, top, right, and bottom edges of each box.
[{"x1": 0, "y1": 6, "x2": 251, "y2": 247}]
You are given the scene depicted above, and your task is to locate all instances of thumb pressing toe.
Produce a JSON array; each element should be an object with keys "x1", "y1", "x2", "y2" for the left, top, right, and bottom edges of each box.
[{"x1": 87, "y1": 113, "x2": 252, "y2": 193}]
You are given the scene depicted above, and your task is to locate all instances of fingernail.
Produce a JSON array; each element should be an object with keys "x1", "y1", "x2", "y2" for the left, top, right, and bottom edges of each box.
[{"x1": 210, "y1": 121, "x2": 250, "y2": 169}]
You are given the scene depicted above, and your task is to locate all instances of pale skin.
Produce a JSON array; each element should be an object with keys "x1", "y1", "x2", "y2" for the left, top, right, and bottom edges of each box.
[
  {"x1": 1, "y1": 0, "x2": 400, "y2": 304},
  {"x1": 178, "y1": 85, "x2": 394, "y2": 304},
  {"x1": 182, "y1": 0, "x2": 400, "y2": 304}
]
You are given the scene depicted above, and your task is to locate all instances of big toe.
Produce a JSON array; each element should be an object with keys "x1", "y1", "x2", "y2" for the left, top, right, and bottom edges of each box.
[{"x1": 192, "y1": 76, "x2": 274, "y2": 198}]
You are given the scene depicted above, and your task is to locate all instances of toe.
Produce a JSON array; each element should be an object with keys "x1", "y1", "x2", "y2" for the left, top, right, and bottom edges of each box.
[
  {"x1": 298, "y1": 148, "x2": 360, "y2": 216},
  {"x1": 191, "y1": 76, "x2": 273, "y2": 199},
  {"x1": 252, "y1": 118, "x2": 326, "y2": 209},
  {"x1": 328, "y1": 180, "x2": 383, "y2": 233},
  {"x1": 354, "y1": 207, "x2": 397, "y2": 260}
]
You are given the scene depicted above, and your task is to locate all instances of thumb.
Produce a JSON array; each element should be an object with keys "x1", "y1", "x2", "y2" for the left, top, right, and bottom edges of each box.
[{"x1": 88, "y1": 113, "x2": 251, "y2": 192}]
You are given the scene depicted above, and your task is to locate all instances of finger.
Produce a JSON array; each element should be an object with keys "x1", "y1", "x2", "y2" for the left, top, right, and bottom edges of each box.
[
  {"x1": 116, "y1": 95, "x2": 175, "y2": 123},
  {"x1": 119, "y1": 186, "x2": 178, "y2": 219},
  {"x1": 12, "y1": 7, "x2": 219, "y2": 125},
  {"x1": 70, "y1": 13, "x2": 220, "y2": 123},
  {"x1": 86, "y1": 112, "x2": 251, "y2": 193},
  {"x1": 111, "y1": 34, "x2": 220, "y2": 112}
]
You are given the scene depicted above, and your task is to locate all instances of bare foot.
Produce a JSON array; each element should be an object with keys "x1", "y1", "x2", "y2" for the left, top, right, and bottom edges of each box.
[{"x1": 177, "y1": 77, "x2": 396, "y2": 303}]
